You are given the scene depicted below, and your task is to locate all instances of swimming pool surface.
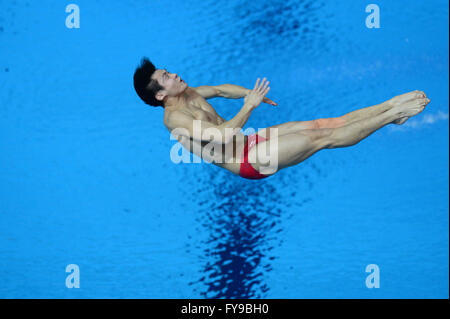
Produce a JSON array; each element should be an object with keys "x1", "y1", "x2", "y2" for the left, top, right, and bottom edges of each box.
[{"x1": 0, "y1": 0, "x2": 448, "y2": 298}]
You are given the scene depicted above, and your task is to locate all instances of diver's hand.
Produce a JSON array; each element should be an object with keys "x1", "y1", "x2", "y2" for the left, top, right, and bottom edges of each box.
[
  {"x1": 245, "y1": 90, "x2": 277, "y2": 106},
  {"x1": 244, "y1": 77, "x2": 270, "y2": 109},
  {"x1": 263, "y1": 96, "x2": 277, "y2": 106}
]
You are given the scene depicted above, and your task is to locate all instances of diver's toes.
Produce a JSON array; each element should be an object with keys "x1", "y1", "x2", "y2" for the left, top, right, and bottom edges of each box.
[{"x1": 413, "y1": 90, "x2": 425, "y2": 98}]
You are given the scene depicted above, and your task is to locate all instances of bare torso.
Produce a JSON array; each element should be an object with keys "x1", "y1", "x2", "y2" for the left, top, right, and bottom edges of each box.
[{"x1": 163, "y1": 87, "x2": 246, "y2": 175}]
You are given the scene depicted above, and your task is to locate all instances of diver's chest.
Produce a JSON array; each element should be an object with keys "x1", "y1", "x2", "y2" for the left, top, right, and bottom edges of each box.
[{"x1": 189, "y1": 101, "x2": 217, "y2": 122}]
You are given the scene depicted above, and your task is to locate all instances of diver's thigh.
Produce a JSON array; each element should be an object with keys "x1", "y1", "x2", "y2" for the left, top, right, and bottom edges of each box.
[
  {"x1": 256, "y1": 121, "x2": 317, "y2": 138},
  {"x1": 249, "y1": 132, "x2": 328, "y2": 174}
]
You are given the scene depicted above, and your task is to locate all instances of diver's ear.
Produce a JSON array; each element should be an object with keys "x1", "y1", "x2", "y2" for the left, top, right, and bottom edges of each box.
[{"x1": 155, "y1": 90, "x2": 166, "y2": 102}]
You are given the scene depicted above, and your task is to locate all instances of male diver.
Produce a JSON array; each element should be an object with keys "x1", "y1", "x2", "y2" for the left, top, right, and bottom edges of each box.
[{"x1": 133, "y1": 58, "x2": 430, "y2": 179}]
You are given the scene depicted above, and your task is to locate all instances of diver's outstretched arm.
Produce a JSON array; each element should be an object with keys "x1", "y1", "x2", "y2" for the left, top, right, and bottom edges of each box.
[{"x1": 194, "y1": 83, "x2": 277, "y2": 105}]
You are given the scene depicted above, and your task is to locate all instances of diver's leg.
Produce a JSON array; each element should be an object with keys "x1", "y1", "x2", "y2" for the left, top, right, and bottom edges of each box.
[
  {"x1": 256, "y1": 90, "x2": 427, "y2": 140},
  {"x1": 250, "y1": 97, "x2": 429, "y2": 174},
  {"x1": 341, "y1": 90, "x2": 427, "y2": 125},
  {"x1": 326, "y1": 97, "x2": 428, "y2": 149}
]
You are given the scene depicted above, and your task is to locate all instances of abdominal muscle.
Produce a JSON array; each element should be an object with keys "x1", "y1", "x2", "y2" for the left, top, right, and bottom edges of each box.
[{"x1": 177, "y1": 133, "x2": 247, "y2": 175}]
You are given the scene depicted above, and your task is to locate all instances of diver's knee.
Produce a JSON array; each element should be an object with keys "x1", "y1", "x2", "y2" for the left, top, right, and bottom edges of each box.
[{"x1": 315, "y1": 117, "x2": 347, "y2": 129}]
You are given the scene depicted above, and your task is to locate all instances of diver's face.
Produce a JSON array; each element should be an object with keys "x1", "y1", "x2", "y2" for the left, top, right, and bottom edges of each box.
[{"x1": 152, "y1": 68, "x2": 187, "y2": 101}]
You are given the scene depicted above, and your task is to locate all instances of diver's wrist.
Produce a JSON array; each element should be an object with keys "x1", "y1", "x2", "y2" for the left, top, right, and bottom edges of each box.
[{"x1": 243, "y1": 102, "x2": 256, "y2": 111}]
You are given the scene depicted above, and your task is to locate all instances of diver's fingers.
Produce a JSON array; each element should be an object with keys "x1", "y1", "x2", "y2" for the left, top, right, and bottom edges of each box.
[
  {"x1": 261, "y1": 79, "x2": 269, "y2": 93},
  {"x1": 253, "y1": 78, "x2": 260, "y2": 91},
  {"x1": 258, "y1": 77, "x2": 267, "y2": 92}
]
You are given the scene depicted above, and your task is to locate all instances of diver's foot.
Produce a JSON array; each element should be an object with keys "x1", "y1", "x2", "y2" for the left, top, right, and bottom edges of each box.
[
  {"x1": 389, "y1": 91, "x2": 428, "y2": 125},
  {"x1": 388, "y1": 90, "x2": 426, "y2": 108},
  {"x1": 393, "y1": 117, "x2": 409, "y2": 125},
  {"x1": 391, "y1": 96, "x2": 430, "y2": 124}
]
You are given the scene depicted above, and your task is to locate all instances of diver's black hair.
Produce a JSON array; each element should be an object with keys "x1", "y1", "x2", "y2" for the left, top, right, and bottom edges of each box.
[{"x1": 133, "y1": 57, "x2": 164, "y2": 107}]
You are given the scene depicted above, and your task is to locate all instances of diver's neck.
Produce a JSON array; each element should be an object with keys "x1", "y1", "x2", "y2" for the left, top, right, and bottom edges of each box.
[{"x1": 164, "y1": 90, "x2": 189, "y2": 110}]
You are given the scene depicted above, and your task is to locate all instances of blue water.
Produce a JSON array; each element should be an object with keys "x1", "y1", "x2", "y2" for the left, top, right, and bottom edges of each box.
[{"x1": 0, "y1": 0, "x2": 448, "y2": 298}]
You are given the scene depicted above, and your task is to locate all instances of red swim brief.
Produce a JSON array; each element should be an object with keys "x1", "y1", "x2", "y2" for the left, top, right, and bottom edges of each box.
[{"x1": 239, "y1": 133, "x2": 270, "y2": 180}]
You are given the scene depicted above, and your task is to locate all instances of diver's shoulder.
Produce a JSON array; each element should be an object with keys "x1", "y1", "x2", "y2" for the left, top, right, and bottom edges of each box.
[{"x1": 163, "y1": 106, "x2": 191, "y2": 129}]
